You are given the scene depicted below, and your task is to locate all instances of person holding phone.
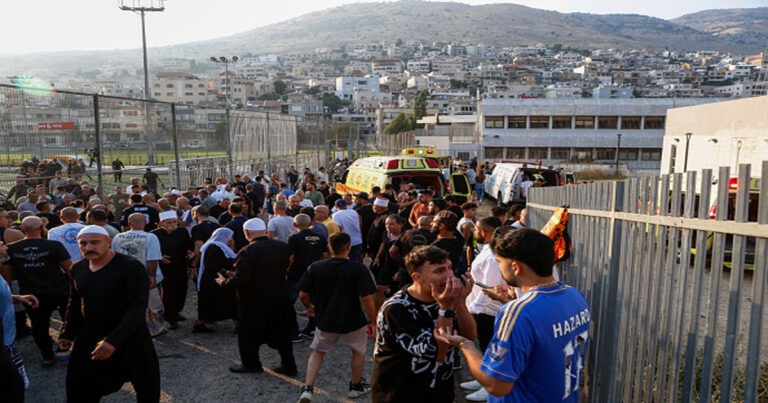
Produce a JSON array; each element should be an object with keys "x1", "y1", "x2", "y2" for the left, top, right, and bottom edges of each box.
[{"x1": 461, "y1": 216, "x2": 504, "y2": 401}]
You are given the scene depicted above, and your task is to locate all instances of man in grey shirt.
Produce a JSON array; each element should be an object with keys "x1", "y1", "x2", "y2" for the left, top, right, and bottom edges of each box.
[{"x1": 267, "y1": 201, "x2": 296, "y2": 243}]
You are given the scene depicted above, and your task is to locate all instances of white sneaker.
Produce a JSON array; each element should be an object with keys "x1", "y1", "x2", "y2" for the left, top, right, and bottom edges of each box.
[
  {"x1": 466, "y1": 388, "x2": 489, "y2": 401},
  {"x1": 460, "y1": 379, "x2": 482, "y2": 390}
]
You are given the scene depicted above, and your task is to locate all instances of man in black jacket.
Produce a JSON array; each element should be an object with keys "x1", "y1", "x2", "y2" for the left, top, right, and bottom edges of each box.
[{"x1": 217, "y1": 218, "x2": 298, "y2": 376}]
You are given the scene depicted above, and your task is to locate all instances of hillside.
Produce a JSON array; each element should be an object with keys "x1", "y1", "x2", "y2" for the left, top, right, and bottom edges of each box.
[
  {"x1": 672, "y1": 7, "x2": 768, "y2": 51},
  {"x1": 168, "y1": 1, "x2": 758, "y2": 56}
]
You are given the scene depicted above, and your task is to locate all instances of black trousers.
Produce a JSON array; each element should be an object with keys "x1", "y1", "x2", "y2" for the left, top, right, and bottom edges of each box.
[
  {"x1": 161, "y1": 266, "x2": 188, "y2": 322},
  {"x1": 27, "y1": 293, "x2": 68, "y2": 361},
  {"x1": 237, "y1": 302, "x2": 296, "y2": 370},
  {"x1": 472, "y1": 313, "x2": 496, "y2": 353},
  {"x1": 0, "y1": 346, "x2": 24, "y2": 403}
]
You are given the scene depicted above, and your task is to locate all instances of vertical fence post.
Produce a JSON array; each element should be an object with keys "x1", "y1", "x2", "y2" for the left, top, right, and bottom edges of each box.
[
  {"x1": 266, "y1": 112, "x2": 271, "y2": 162},
  {"x1": 171, "y1": 104, "x2": 181, "y2": 190},
  {"x1": 92, "y1": 94, "x2": 104, "y2": 198},
  {"x1": 595, "y1": 180, "x2": 624, "y2": 402}
]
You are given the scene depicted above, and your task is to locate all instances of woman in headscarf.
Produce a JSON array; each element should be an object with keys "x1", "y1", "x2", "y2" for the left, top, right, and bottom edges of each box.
[{"x1": 193, "y1": 228, "x2": 238, "y2": 333}]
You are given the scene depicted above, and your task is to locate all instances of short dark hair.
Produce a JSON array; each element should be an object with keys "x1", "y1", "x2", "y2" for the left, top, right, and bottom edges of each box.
[
  {"x1": 477, "y1": 216, "x2": 502, "y2": 233},
  {"x1": 509, "y1": 203, "x2": 525, "y2": 217},
  {"x1": 194, "y1": 205, "x2": 210, "y2": 217},
  {"x1": 371, "y1": 186, "x2": 381, "y2": 193},
  {"x1": 87, "y1": 209, "x2": 108, "y2": 223},
  {"x1": 492, "y1": 228, "x2": 554, "y2": 277},
  {"x1": 491, "y1": 206, "x2": 508, "y2": 218},
  {"x1": 461, "y1": 202, "x2": 478, "y2": 211},
  {"x1": 130, "y1": 194, "x2": 143, "y2": 203},
  {"x1": 228, "y1": 202, "x2": 242, "y2": 215},
  {"x1": 385, "y1": 214, "x2": 403, "y2": 224},
  {"x1": 299, "y1": 206, "x2": 315, "y2": 219},
  {"x1": 434, "y1": 210, "x2": 458, "y2": 230},
  {"x1": 431, "y1": 199, "x2": 446, "y2": 211},
  {"x1": 329, "y1": 232, "x2": 351, "y2": 255},
  {"x1": 405, "y1": 246, "x2": 449, "y2": 274},
  {"x1": 35, "y1": 201, "x2": 49, "y2": 211}
]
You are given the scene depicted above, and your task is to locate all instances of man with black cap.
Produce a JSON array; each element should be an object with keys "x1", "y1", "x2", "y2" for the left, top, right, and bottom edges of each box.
[
  {"x1": 217, "y1": 218, "x2": 298, "y2": 375},
  {"x1": 59, "y1": 225, "x2": 160, "y2": 402}
]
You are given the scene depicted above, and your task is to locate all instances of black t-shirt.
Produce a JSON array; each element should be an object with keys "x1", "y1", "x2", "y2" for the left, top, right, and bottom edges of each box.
[
  {"x1": 191, "y1": 221, "x2": 218, "y2": 244},
  {"x1": 225, "y1": 216, "x2": 248, "y2": 253},
  {"x1": 371, "y1": 288, "x2": 457, "y2": 402},
  {"x1": 432, "y1": 236, "x2": 464, "y2": 271},
  {"x1": 356, "y1": 205, "x2": 376, "y2": 246},
  {"x1": 297, "y1": 257, "x2": 376, "y2": 333},
  {"x1": 366, "y1": 212, "x2": 389, "y2": 255},
  {"x1": 209, "y1": 205, "x2": 226, "y2": 220},
  {"x1": 7, "y1": 238, "x2": 70, "y2": 297},
  {"x1": 143, "y1": 172, "x2": 159, "y2": 185},
  {"x1": 37, "y1": 212, "x2": 62, "y2": 230},
  {"x1": 286, "y1": 206, "x2": 302, "y2": 217},
  {"x1": 120, "y1": 204, "x2": 160, "y2": 231},
  {"x1": 286, "y1": 229, "x2": 327, "y2": 281}
]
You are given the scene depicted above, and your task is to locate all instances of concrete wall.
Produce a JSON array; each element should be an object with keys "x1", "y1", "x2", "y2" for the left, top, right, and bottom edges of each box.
[{"x1": 662, "y1": 96, "x2": 768, "y2": 179}]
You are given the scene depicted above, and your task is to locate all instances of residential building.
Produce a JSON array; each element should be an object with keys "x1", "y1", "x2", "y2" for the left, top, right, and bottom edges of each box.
[
  {"x1": 151, "y1": 72, "x2": 210, "y2": 105},
  {"x1": 335, "y1": 76, "x2": 380, "y2": 101}
]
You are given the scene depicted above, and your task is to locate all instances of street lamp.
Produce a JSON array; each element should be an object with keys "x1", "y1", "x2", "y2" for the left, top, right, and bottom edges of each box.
[
  {"x1": 683, "y1": 132, "x2": 692, "y2": 173},
  {"x1": 615, "y1": 133, "x2": 622, "y2": 176},
  {"x1": 119, "y1": 0, "x2": 165, "y2": 166},
  {"x1": 210, "y1": 56, "x2": 238, "y2": 180}
]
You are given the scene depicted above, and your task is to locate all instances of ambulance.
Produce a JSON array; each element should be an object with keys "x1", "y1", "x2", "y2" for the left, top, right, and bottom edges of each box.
[
  {"x1": 336, "y1": 156, "x2": 471, "y2": 201},
  {"x1": 401, "y1": 146, "x2": 452, "y2": 170}
]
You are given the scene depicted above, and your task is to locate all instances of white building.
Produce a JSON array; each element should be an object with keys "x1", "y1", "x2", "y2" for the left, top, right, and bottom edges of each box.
[
  {"x1": 480, "y1": 98, "x2": 723, "y2": 172},
  {"x1": 150, "y1": 72, "x2": 210, "y2": 105},
  {"x1": 335, "y1": 76, "x2": 380, "y2": 101}
]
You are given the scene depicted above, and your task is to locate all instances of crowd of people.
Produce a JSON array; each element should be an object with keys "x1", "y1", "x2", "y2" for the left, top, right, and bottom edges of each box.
[{"x1": 0, "y1": 158, "x2": 589, "y2": 403}]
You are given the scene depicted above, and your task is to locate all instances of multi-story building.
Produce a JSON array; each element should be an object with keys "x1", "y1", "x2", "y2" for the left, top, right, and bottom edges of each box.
[
  {"x1": 335, "y1": 76, "x2": 380, "y2": 101},
  {"x1": 406, "y1": 60, "x2": 431, "y2": 74},
  {"x1": 371, "y1": 58, "x2": 404, "y2": 76},
  {"x1": 479, "y1": 98, "x2": 723, "y2": 171},
  {"x1": 151, "y1": 72, "x2": 210, "y2": 105}
]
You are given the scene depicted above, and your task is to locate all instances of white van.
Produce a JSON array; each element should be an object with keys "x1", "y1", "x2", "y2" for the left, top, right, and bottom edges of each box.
[{"x1": 484, "y1": 162, "x2": 563, "y2": 205}]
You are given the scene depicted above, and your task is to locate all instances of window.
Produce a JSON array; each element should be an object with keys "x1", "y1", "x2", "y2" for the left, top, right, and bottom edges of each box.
[
  {"x1": 552, "y1": 116, "x2": 571, "y2": 129},
  {"x1": 575, "y1": 116, "x2": 594, "y2": 129},
  {"x1": 485, "y1": 116, "x2": 504, "y2": 128},
  {"x1": 551, "y1": 148, "x2": 570, "y2": 160},
  {"x1": 529, "y1": 116, "x2": 549, "y2": 129},
  {"x1": 528, "y1": 147, "x2": 548, "y2": 159},
  {"x1": 573, "y1": 148, "x2": 593, "y2": 161},
  {"x1": 619, "y1": 148, "x2": 639, "y2": 161},
  {"x1": 506, "y1": 147, "x2": 525, "y2": 159},
  {"x1": 621, "y1": 116, "x2": 641, "y2": 129},
  {"x1": 641, "y1": 148, "x2": 661, "y2": 161},
  {"x1": 185, "y1": 84, "x2": 193, "y2": 88},
  {"x1": 166, "y1": 92, "x2": 174, "y2": 96},
  {"x1": 644, "y1": 116, "x2": 665, "y2": 129},
  {"x1": 598, "y1": 116, "x2": 618, "y2": 129},
  {"x1": 166, "y1": 84, "x2": 174, "y2": 88},
  {"x1": 508, "y1": 116, "x2": 526, "y2": 128},
  {"x1": 595, "y1": 148, "x2": 616, "y2": 160}
]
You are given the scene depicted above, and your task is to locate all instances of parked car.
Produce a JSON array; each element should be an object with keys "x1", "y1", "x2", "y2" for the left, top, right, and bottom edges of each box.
[{"x1": 484, "y1": 161, "x2": 563, "y2": 205}]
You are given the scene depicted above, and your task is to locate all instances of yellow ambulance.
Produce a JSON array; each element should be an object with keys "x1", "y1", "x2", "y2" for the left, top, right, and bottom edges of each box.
[
  {"x1": 401, "y1": 146, "x2": 452, "y2": 169},
  {"x1": 336, "y1": 156, "x2": 471, "y2": 201}
]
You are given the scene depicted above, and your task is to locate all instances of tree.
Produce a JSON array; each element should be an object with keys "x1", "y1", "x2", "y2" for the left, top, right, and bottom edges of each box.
[
  {"x1": 273, "y1": 80, "x2": 287, "y2": 96},
  {"x1": 449, "y1": 79, "x2": 468, "y2": 89},
  {"x1": 321, "y1": 93, "x2": 344, "y2": 114},
  {"x1": 307, "y1": 86, "x2": 321, "y2": 95},
  {"x1": 258, "y1": 93, "x2": 279, "y2": 101},
  {"x1": 413, "y1": 91, "x2": 428, "y2": 129},
  {"x1": 384, "y1": 112, "x2": 413, "y2": 135}
]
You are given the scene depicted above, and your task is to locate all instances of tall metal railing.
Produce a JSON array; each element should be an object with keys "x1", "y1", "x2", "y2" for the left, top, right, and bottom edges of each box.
[{"x1": 526, "y1": 162, "x2": 767, "y2": 402}]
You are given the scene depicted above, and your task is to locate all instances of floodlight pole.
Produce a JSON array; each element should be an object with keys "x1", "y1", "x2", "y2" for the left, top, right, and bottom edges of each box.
[
  {"x1": 210, "y1": 56, "x2": 238, "y2": 180},
  {"x1": 120, "y1": 1, "x2": 165, "y2": 166}
]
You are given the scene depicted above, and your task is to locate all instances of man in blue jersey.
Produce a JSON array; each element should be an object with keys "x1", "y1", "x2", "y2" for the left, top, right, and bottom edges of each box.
[{"x1": 435, "y1": 228, "x2": 590, "y2": 402}]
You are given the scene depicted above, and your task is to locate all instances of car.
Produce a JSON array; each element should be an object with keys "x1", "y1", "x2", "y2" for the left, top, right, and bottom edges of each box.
[{"x1": 484, "y1": 161, "x2": 564, "y2": 205}]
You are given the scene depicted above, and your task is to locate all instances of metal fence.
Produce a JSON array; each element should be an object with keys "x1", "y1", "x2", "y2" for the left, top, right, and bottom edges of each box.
[
  {"x1": 374, "y1": 130, "x2": 415, "y2": 155},
  {"x1": 0, "y1": 83, "x2": 308, "y2": 198},
  {"x1": 526, "y1": 162, "x2": 767, "y2": 402}
]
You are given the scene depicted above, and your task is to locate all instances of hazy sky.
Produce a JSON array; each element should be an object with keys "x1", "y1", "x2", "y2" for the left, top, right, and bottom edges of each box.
[{"x1": 2, "y1": 0, "x2": 765, "y2": 55}]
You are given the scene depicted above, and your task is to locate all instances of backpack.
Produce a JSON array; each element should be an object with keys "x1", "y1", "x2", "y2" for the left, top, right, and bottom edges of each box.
[{"x1": 540, "y1": 206, "x2": 572, "y2": 263}]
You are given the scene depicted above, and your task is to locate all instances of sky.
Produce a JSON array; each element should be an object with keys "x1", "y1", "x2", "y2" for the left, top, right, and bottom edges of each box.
[{"x1": 2, "y1": 0, "x2": 766, "y2": 55}]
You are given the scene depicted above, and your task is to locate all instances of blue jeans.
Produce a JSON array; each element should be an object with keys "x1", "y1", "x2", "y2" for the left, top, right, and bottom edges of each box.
[{"x1": 475, "y1": 182, "x2": 484, "y2": 203}]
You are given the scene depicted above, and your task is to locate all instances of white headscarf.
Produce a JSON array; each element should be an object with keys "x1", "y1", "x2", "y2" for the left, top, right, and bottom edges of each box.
[{"x1": 197, "y1": 227, "x2": 238, "y2": 290}]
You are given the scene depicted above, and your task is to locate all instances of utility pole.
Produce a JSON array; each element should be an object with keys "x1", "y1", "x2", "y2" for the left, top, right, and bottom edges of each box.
[
  {"x1": 683, "y1": 132, "x2": 692, "y2": 173},
  {"x1": 119, "y1": 0, "x2": 165, "y2": 166},
  {"x1": 210, "y1": 56, "x2": 238, "y2": 180}
]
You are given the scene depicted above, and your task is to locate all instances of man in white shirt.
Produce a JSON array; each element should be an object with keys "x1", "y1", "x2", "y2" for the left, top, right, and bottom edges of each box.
[
  {"x1": 461, "y1": 216, "x2": 505, "y2": 401},
  {"x1": 47, "y1": 207, "x2": 86, "y2": 262},
  {"x1": 520, "y1": 175, "x2": 534, "y2": 199},
  {"x1": 267, "y1": 201, "x2": 297, "y2": 243},
  {"x1": 111, "y1": 213, "x2": 166, "y2": 337},
  {"x1": 331, "y1": 199, "x2": 363, "y2": 261}
]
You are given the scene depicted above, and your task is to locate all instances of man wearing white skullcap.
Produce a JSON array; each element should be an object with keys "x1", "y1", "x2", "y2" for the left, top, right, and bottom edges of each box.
[
  {"x1": 57, "y1": 225, "x2": 160, "y2": 402},
  {"x1": 151, "y1": 210, "x2": 193, "y2": 329}
]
